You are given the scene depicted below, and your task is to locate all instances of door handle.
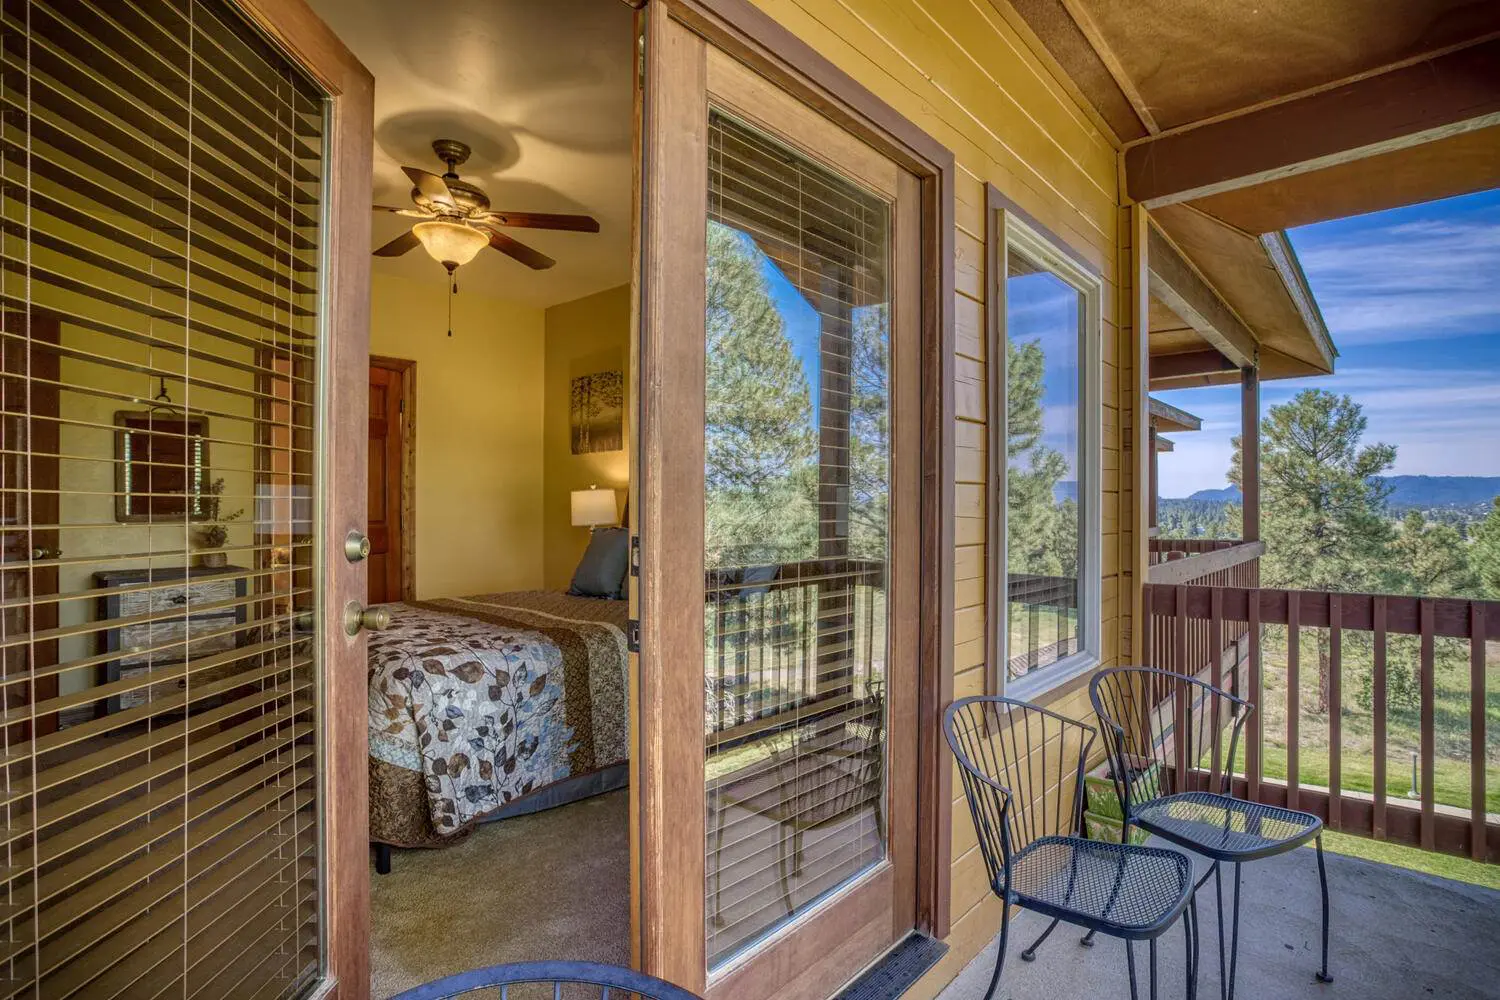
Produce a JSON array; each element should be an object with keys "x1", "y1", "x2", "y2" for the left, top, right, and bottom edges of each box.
[
  {"x1": 32, "y1": 546, "x2": 60, "y2": 560},
  {"x1": 343, "y1": 601, "x2": 391, "y2": 636}
]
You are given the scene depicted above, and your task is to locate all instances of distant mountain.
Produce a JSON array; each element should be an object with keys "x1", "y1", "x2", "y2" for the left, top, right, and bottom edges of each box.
[
  {"x1": 1165, "y1": 477, "x2": 1500, "y2": 510},
  {"x1": 1381, "y1": 476, "x2": 1500, "y2": 510},
  {"x1": 1186, "y1": 486, "x2": 1242, "y2": 504}
]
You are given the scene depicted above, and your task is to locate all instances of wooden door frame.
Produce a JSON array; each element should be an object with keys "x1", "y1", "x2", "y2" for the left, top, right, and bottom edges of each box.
[
  {"x1": 370, "y1": 355, "x2": 417, "y2": 602},
  {"x1": 636, "y1": 0, "x2": 955, "y2": 991},
  {"x1": 233, "y1": 2, "x2": 373, "y2": 997}
]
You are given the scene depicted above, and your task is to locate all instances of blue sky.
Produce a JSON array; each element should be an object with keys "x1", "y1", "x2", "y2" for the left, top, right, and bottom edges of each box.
[{"x1": 1157, "y1": 188, "x2": 1500, "y2": 497}]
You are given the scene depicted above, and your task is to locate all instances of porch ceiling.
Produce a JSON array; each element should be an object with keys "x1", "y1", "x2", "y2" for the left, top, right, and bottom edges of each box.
[{"x1": 1004, "y1": 0, "x2": 1500, "y2": 231}]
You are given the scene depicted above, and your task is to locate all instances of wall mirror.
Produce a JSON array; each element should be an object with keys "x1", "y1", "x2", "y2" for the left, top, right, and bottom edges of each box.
[{"x1": 114, "y1": 410, "x2": 211, "y2": 522}]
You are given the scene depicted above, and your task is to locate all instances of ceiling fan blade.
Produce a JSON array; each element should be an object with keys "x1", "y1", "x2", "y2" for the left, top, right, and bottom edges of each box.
[
  {"x1": 373, "y1": 204, "x2": 434, "y2": 218},
  {"x1": 481, "y1": 226, "x2": 556, "y2": 270},
  {"x1": 402, "y1": 166, "x2": 456, "y2": 208},
  {"x1": 480, "y1": 211, "x2": 600, "y2": 233},
  {"x1": 372, "y1": 230, "x2": 421, "y2": 257}
]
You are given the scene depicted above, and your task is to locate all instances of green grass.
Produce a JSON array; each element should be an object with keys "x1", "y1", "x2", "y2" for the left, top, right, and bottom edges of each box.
[
  {"x1": 1258, "y1": 743, "x2": 1500, "y2": 815},
  {"x1": 1315, "y1": 830, "x2": 1500, "y2": 891}
]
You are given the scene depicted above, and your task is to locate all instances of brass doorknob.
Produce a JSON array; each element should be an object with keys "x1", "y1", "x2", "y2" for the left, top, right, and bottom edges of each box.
[{"x1": 343, "y1": 601, "x2": 392, "y2": 636}]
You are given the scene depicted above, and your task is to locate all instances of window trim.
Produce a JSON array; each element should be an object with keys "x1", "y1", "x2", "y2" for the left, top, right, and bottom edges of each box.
[{"x1": 985, "y1": 188, "x2": 1104, "y2": 702}]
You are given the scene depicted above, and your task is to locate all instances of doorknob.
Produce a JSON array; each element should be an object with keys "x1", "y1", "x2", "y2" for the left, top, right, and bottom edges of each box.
[
  {"x1": 343, "y1": 601, "x2": 391, "y2": 636},
  {"x1": 32, "y1": 546, "x2": 60, "y2": 560}
]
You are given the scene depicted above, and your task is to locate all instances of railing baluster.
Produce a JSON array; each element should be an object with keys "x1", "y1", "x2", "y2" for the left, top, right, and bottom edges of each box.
[
  {"x1": 1174, "y1": 585, "x2": 1190, "y2": 791},
  {"x1": 1287, "y1": 592, "x2": 1301, "y2": 812},
  {"x1": 1209, "y1": 587, "x2": 1224, "y2": 789},
  {"x1": 1420, "y1": 598, "x2": 1436, "y2": 852},
  {"x1": 1373, "y1": 596, "x2": 1388, "y2": 841},
  {"x1": 1470, "y1": 603, "x2": 1486, "y2": 862},
  {"x1": 1248, "y1": 590, "x2": 1262, "y2": 804},
  {"x1": 1328, "y1": 593, "x2": 1342, "y2": 831}
]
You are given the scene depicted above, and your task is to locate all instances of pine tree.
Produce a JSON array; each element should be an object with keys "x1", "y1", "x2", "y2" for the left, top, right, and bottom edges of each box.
[
  {"x1": 1005, "y1": 337, "x2": 1070, "y2": 577},
  {"x1": 1392, "y1": 511, "x2": 1479, "y2": 597},
  {"x1": 1471, "y1": 498, "x2": 1500, "y2": 598},
  {"x1": 1231, "y1": 389, "x2": 1398, "y2": 712},
  {"x1": 704, "y1": 224, "x2": 818, "y2": 565}
]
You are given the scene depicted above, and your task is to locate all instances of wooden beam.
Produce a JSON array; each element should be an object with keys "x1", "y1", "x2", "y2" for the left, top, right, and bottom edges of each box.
[
  {"x1": 1147, "y1": 225, "x2": 1257, "y2": 368},
  {"x1": 1150, "y1": 348, "x2": 1235, "y2": 381},
  {"x1": 1242, "y1": 366, "x2": 1260, "y2": 543},
  {"x1": 1148, "y1": 395, "x2": 1202, "y2": 433},
  {"x1": 1125, "y1": 39, "x2": 1500, "y2": 207}
]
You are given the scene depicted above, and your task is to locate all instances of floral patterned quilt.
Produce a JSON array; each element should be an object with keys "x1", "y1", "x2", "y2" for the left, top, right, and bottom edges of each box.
[{"x1": 367, "y1": 592, "x2": 629, "y2": 840}]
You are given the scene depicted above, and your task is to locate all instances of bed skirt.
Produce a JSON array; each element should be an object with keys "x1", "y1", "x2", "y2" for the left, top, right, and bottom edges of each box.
[{"x1": 370, "y1": 758, "x2": 630, "y2": 848}]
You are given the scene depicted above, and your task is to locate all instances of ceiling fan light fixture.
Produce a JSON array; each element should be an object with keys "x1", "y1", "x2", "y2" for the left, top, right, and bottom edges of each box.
[{"x1": 412, "y1": 220, "x2": 488, "y2": 268}]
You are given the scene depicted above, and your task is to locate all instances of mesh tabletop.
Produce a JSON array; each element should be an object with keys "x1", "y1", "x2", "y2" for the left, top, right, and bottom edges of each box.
[
  {"x1": 1135, "y1": 792, "x2": 1322, "y2": 862},
  {"x1": 1005, "y1": 836, "x2": 1193, "y2": 939}
]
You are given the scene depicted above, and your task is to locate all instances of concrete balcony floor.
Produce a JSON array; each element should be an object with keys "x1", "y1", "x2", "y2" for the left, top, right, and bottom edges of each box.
[{"x1": 937, "y1": 841, "x2": 1500, "y2": 1000}]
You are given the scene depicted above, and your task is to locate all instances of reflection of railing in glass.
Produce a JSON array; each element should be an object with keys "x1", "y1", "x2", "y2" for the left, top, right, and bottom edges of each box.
[{"x1": 1007, "y1": 573, "x2": 1079, "y2": 678}]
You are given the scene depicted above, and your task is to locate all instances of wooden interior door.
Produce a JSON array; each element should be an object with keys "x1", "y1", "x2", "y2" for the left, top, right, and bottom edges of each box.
[
  {"x1": 0, "y1": 315, "x2": 60, "y2": 742},
  {"x1": 638, "y1": 12, "x2": 922, "y2": 998},
  {"x1": 367, "y1": 358, "x2": 410, "y2": 604}
]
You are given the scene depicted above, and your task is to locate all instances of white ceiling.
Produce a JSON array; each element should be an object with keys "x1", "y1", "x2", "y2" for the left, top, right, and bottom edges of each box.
[{"x1": 307, "y1": 0, "x2": 636, "y2": 308}]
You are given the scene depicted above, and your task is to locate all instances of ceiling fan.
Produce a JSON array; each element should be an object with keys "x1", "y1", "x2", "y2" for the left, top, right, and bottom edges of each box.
[{"x1": 372, "y1": 139, "x2": 599, "y2": 273}]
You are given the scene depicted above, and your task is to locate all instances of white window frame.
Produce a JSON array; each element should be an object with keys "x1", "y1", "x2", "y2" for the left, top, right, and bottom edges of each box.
[{"x1": 993, "y1": 209, "x2": 1103, "y2": 702}]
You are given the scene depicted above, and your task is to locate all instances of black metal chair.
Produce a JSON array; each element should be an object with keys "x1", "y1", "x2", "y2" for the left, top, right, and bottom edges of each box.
[
  {"x1": 1090, "y1": 667, "x2": 1331, "y2": 1000},
  {"x1": 945, "y1": 696, "x2": 1198, "y2": 1000},
  {"x1": 389, "y1": 960, "x2": 703, "y2": 1000}
]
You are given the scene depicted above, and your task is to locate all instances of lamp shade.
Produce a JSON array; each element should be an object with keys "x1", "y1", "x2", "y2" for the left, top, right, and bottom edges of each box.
[
  {"x1": 571, "y1": 487, "x2": 618, "y2": 527},
  {"x1": 412, "y1": 220, "x2": 489, "y2": 267}
]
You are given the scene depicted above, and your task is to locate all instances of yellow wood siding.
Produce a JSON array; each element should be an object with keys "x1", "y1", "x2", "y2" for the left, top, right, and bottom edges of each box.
[{"x1": 740, "y1": 0, "x2": 1140, "y2": 993}]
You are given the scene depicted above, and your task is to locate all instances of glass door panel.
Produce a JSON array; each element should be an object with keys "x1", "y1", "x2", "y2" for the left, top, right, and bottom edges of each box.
[{"x1": 703, "y1": 109, "x2": 892, "y2": 970}]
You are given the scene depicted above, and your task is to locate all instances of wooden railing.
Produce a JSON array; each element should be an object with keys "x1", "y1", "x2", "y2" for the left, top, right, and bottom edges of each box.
[
  {"x1": 1145, "y1": 583, "x2": 1498, "y2": 863},
  {"x1": 1145, "y1": 541, "x2": 1263, "y2": 684},
  {"x1": 704, "y1": 557, "x2": 884, "y2": 746}
]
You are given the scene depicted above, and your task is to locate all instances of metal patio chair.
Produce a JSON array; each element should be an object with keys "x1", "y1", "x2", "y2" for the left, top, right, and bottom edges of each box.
[
  {"x1": 389, "y1": 960, "x2": 703, "y2": 1000},
  {"x1": 945, "y1": 696, "x2": 1198, "y2": 1000},
  {"x1": 1090, "y1": 667, "x2": 1331, "y2": 1000}
]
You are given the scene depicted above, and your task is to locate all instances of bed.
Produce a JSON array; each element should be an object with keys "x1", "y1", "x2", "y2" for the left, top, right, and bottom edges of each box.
[{"x1": 366, "y1": 591, "x2": 630, "y2": 850}]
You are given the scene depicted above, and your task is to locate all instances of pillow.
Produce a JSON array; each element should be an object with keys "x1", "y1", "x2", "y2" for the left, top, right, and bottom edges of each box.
[{"x1": 568, "y1": 526, "x2": 629, "y2": 600}]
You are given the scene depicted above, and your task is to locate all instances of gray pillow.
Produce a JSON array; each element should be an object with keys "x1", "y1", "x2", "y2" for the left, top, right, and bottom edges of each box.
[{"x1": 568, "y1": 527, "x2": 629, "y2": 600}]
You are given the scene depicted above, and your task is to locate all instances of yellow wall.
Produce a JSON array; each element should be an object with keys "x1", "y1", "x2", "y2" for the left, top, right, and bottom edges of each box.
[
  {"x1": 542, "y1": 285, "x2": 632, "y2": 591},
  {"x1": 728, "y1": 0, "x2": 1140, "y2": 993},
  {"x1": 370, "y1": 272, "x2": 547, "y2": 598}
]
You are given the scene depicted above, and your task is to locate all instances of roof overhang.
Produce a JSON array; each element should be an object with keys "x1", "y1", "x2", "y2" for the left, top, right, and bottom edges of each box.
[
  {"x1": 1146, "y1": 211, "x2": 1334, "y2": 390},
  {"x1": 1148, "y1": 396, "x2": 1201, "y2": 434}
]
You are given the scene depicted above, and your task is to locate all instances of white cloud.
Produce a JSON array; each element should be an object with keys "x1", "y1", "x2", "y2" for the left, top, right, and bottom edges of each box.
[{"x1": 1292, "y1": 212, "x2": 1500, "y2": 346}]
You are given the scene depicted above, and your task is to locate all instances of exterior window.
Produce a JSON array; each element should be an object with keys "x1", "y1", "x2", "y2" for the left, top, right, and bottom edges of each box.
[{"x1": 998, "y1": 217, "x2": 1101, "y2": 698}]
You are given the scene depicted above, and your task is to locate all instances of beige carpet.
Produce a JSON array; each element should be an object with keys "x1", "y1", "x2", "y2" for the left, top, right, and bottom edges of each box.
[{"x1": 370, "y1": 790, "x2": 631, "y2": 999}]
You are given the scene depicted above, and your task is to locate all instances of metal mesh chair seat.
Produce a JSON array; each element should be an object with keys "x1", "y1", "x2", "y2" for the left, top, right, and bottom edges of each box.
[
  {"x1": 1006, "y1": 836, "x2": 1194, "y2": 940},
  {"x1": 1135, "y1": 791, "x2": 1322, "y2": 862},
  {"x1": 390, "y1": 960, "x2": 702, "y2": 999}
]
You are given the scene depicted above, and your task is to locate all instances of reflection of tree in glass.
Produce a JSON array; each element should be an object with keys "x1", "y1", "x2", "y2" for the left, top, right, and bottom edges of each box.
[
  {"x1": 1007, "y1": 337, "x2": 1074, "y2": 577},
  {"x1": 705, "y1": 224, "x2": 818, "y2": 566},
  {"x1": 848, "y1": 304, "x2": 889, "y2": 562}
]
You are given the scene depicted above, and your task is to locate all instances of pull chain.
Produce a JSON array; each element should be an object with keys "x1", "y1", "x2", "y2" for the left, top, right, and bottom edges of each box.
[{"x1": 447, "y1": 266, "x2": 456, "y2": 337}]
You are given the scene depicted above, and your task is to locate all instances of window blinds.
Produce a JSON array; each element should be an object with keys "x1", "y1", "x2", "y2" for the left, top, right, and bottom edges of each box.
[{"x1": 0, "y1": 1, "x2": 324, "y2": 996}]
